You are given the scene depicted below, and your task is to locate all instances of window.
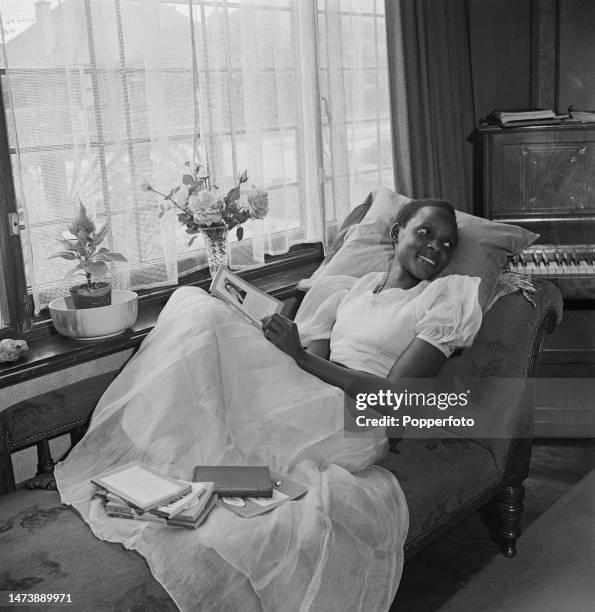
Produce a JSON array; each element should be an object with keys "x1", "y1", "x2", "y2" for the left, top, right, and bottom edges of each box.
[{"x1": 0, "y1": 0, "x2": 393, "y2": 331}]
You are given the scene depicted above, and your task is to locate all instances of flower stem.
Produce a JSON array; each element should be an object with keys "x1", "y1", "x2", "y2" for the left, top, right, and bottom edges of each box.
[{"x1": 147, "y1": 186, "x2": 190, "y2": 215}]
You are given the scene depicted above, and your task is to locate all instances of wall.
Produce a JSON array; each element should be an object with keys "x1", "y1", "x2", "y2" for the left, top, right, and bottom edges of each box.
[
  {"x1": 558, "y1": 0, "x2": 595, "y2": 110},
  {"x1": 3, "y1": 350, "x2": 132, "y2": 406},
  {"x1": 468, "y1": 0, "x2": 533, "y2": 120},
  {"x1": 468, "y1": 0, "x2": 595, "y2": 119}
]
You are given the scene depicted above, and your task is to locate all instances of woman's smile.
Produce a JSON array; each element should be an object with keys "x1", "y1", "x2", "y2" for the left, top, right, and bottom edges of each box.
[{"x1": 417, "y1": 253, "x2": 438, "y2": 267}]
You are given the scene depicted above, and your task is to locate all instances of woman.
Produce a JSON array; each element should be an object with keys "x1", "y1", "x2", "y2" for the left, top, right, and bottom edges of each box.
[
  {"x1": 224, "y1": 280, "x2": 247, "y2": 305},
  {"x1": 56, "y1": 199, "x2": 481, "y2": 612},
  {"x1": 264, "y1": 199, "x2": 480, "y2": 390}
]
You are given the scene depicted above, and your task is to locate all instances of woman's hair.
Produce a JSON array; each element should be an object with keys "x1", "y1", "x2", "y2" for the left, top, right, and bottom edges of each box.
[{"x1": 395, "y1": 199, "x2": 457, "y2": 231}]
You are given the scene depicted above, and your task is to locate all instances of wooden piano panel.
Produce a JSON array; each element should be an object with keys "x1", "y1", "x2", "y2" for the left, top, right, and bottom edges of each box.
[
  {"x1": 475, "y1": 123, "x2": 595, "y2": 436},
  {"x1": 501, "y1": 140, "x2": 592, "y2": 212},
  {"x1": 480, "y1": 123, "x2": 595, "y2": 218}
]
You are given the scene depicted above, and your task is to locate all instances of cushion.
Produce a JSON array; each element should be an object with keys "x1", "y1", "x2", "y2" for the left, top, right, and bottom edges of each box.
[
  {"x1": 378, "y1": 437, "x2": 499, "y2": 549},
  {"x1": 301, "y1": 187, "x2": 538, "y2": 310},
  {"x1": 0, "y1": 489, "x2": 177, "y2": 610}
]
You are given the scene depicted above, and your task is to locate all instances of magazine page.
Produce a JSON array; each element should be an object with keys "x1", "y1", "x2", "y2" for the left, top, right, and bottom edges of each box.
[
  {"x1": 217, "y1": 472, "x2": 308, "y2": 518},
  {"x1": 210, "y1": 267, "x2": 283, "y2": 326}
]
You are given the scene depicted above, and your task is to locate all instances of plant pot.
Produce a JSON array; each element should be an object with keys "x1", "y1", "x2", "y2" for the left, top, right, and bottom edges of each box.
[
  {"x1": 69, "y1": 282, "x2": 112, "y2": 309},
  {"x1": 49, "y1": 290, "x2": 138, "y2": 340}
]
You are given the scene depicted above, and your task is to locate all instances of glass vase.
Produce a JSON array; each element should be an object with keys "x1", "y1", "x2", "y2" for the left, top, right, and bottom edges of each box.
[
  {"x1": 201, "y1": 225, "x2": 229, "y2": 278},
  {"x1": 249, "y1": 218, "x2": 265, "y2": 265}
]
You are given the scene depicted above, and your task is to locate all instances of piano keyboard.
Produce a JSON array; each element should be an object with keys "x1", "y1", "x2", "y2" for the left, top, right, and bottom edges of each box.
[{"x1": 507, "y1": 244, "x2": 595, "y2": 277}]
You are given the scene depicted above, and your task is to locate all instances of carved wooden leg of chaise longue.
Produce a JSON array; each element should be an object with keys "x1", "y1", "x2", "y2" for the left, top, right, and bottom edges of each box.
[
  {"x1": 496, "y1": 483, "x2": 525, "y2": 558},
  {"x1": 25, "y1": 426, "x2": 87, "y2": 490}
]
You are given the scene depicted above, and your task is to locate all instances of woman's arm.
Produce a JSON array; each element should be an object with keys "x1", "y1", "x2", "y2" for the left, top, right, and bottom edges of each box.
[
  {"x1": 262, "y1": 315, "x2": 447, "y2": 401},
  {"x1": 304, "y1": 339, "x2": 330, "y2": 360}
]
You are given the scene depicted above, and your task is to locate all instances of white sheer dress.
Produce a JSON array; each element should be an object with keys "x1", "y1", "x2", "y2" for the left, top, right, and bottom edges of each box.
[{"x1": 55, "y1": 273, "x2": 481, "y2": 612}]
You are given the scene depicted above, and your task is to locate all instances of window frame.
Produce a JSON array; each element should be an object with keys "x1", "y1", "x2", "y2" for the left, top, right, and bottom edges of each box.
[
  {"x1": 0, "y1": 67, "x2": 30, "y2": 335},
  {"x1": 0, "y1": 65, "x2": 323, "y2": 340},
  {"x1": 0, "y1": 0, "x2": 312, "y2": 336},
  {"x1": 0, "y1": 0, "x2": 393, "y2": 339}
]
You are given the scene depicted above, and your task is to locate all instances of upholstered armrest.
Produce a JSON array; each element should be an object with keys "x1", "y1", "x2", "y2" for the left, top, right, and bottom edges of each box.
[{"x1": 437, "y1": 280, "x2": 563, "y2": 479}]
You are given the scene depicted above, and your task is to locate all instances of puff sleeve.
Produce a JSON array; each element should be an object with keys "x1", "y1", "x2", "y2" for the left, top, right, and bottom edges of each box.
[
  {"x1": 414, "y1": 275, "x2": 482, "y2": 358},
  {"x1": 294, "y1": 275, "x2": 357, "y2": 346}
]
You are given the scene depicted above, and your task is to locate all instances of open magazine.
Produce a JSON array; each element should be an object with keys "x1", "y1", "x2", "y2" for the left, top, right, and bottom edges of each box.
[{"x1": 210, "y1": 266, "x2": 283, "y2": 327}]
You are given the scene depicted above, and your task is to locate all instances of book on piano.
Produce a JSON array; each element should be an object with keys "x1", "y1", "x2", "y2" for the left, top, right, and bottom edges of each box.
[
  {"x1": 485, "y1": 108, "x2": 561, "y2": 128},
  {"x1": 567, "y1": 106, "x2": 595, "y2": 123}
]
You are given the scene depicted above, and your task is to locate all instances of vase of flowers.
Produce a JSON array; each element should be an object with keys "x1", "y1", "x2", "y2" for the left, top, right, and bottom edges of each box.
[{"x1": 143, "y1": 163, "x2": 269, "y2": 278}]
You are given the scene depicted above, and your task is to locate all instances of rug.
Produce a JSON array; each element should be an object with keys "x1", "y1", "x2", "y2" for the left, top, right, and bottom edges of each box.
[{"x1": 440, "y1": 468, "x2": 595, "y2": 612}]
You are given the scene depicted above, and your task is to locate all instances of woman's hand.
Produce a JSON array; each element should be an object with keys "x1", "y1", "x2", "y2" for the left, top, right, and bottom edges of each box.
[{"x1": 262, "y1": 314, "x2": 305, "y2": 363}]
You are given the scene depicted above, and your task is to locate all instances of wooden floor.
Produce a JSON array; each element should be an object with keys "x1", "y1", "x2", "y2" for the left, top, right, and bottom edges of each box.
[{"x1": 391, "y1": 438, "x2": 595, "y2": 612}]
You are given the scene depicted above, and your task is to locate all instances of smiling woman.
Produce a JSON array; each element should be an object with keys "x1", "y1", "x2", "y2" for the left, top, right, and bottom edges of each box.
[{"x1": 265, "y1": 199, "x2": 481, "y2": 387}]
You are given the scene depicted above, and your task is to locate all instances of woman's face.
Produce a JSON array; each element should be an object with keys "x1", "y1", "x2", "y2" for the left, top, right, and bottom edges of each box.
[
  {"x1": 226, "y1": 283, "x2": 239, "y2": 297},
  {"x1": 393, "y1": 206, "x2": 457, "y2": 282}
]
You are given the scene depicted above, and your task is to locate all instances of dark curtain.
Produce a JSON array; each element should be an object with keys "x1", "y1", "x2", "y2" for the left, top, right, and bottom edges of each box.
[{"x1": 386, "y1": 0, "x2": 476, "y2": 212}]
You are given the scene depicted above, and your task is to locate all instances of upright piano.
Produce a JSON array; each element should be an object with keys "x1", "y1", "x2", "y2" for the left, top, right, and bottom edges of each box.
[{"x1": 474, "y1": 123, "x2": 595, "y2": 435}]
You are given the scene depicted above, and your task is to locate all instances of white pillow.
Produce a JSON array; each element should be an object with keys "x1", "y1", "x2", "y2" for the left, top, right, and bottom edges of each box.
[{"x1": 360, "y1": 186, "x2": 412, "y2": 226}]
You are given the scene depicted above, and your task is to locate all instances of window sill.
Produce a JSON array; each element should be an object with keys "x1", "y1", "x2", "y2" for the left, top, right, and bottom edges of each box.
[{"x1": 0, "y1": 246, "x2": 322, "y2": 389}]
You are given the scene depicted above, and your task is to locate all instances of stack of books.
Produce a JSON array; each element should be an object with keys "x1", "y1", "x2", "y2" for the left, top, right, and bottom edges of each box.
[
  {"x1": 484, "y1": 108, "x2": 561, "y2": 127},
  {"x1": 91, "y1": 461, "x2": 217, "y2": 529},
  {"x1": 568, "y1": 106, "x2": 595, "y2": 123}
]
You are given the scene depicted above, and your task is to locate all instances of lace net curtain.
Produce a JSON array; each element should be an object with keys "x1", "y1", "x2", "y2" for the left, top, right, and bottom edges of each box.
[{"x1": 0, "y1": 0, "x2": 393, "y2": 313}]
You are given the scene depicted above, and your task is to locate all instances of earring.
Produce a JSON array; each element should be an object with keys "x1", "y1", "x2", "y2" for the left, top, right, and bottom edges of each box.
[{"x1": 390, "y1": 223, "x2": 399, "y2": 242}]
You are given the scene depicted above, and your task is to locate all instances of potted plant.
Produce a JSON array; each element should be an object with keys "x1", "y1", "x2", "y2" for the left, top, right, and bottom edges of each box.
[{"x1": 49, "y1": 203, "x2": 127, "y2": 309}]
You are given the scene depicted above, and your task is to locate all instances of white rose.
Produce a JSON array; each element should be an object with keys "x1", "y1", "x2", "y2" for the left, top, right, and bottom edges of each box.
[
  {"x1": 247, "y1": 186, "x2": 269, "y2": 219},
  {"x1": 189, "y1": 191, "x2": 224, "y2": 226},
  {"x1": 188, "y1": 189, "x2": 216, "y2": 214}
]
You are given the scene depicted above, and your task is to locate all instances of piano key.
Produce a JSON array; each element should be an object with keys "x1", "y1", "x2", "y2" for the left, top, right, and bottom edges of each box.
[
  {"x1": 510, "y1": 247, "x2": 595, "y2": 281},
  {"x1": 548, "y1": 262, "x2": 564, "y2": 276}
]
